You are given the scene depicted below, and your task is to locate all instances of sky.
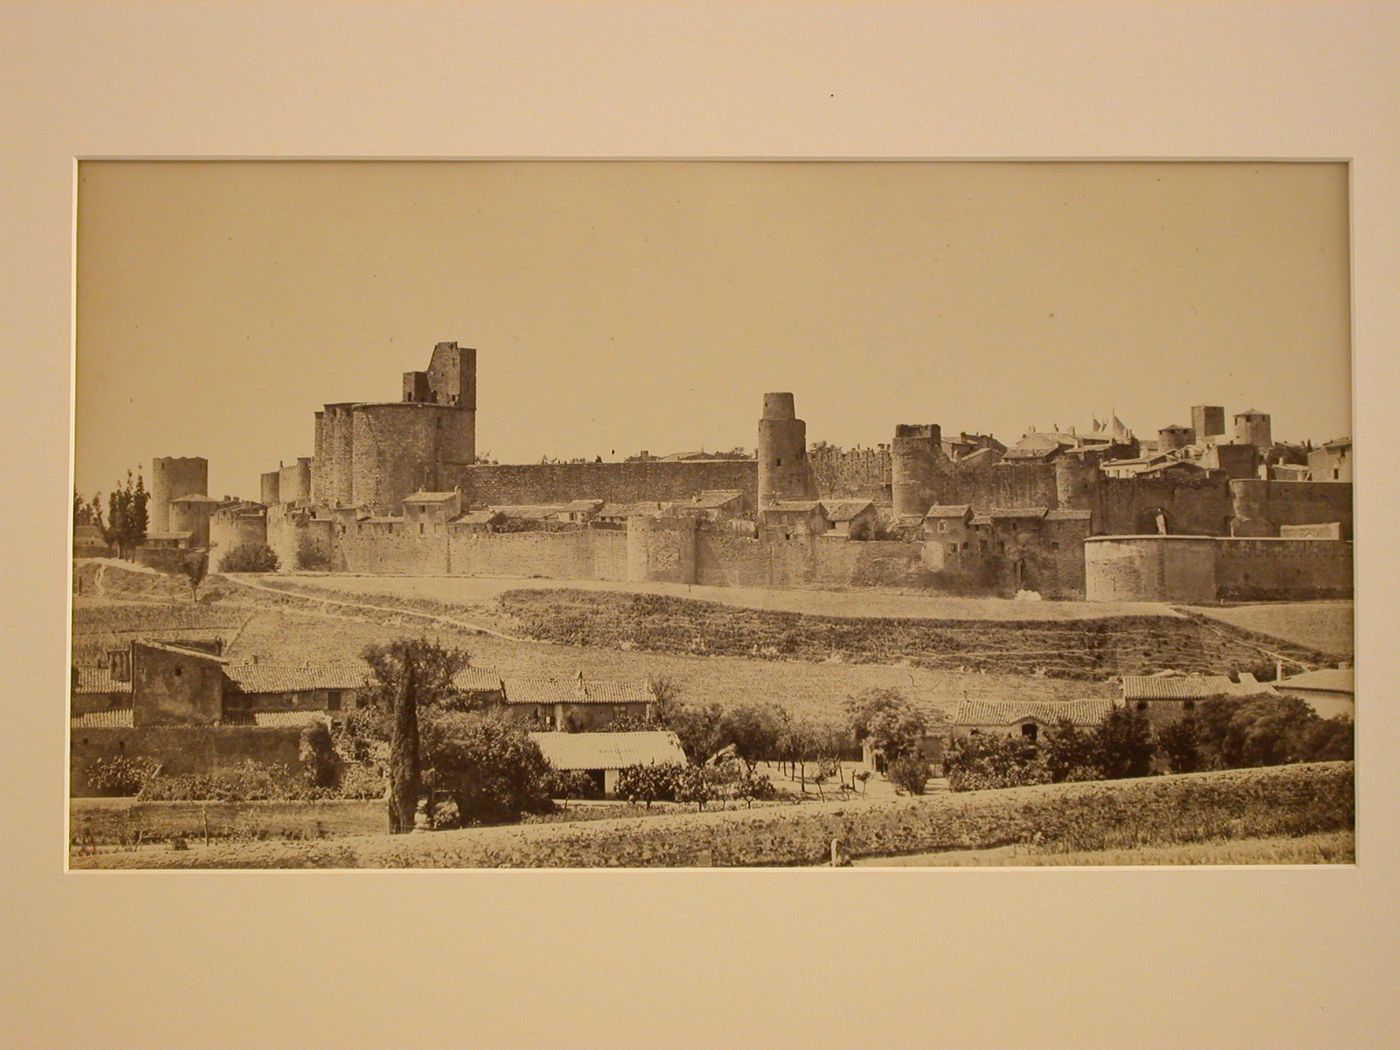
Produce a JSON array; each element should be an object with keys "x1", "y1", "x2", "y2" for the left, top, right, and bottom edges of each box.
[{"x1": 74, "y1": 161, "x2": 1351, "y2": 500}]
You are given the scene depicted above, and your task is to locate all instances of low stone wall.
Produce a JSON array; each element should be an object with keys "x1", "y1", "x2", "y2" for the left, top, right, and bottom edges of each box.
[
  {"x1": 1215, "y1": 538, "x2": 1353, "y2": 601},
  {"x1": 70, "y1": 726, "x2": 310, "y2": 798},
  {"x1": 69, "y1": 798, "x2": 385, "y2": 844}
]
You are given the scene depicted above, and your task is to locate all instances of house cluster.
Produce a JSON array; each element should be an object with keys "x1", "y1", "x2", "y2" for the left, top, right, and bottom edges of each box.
[
  {"x1": 73, "y1": 640, "x2": 660, "y2": 732},
  {"x1": 945, "y1": 664, "x2": 1354, "y2": 744}
]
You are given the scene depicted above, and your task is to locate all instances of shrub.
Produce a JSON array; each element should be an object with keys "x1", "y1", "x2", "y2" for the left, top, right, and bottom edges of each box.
[
  {"x1": 543, "y1": 768, "x2": 598, "y2": 800},
  {"x1": 296, "y1": 533, "x2": 331, "y2": 570},
  {"x1": 1094, "y1": 708, "x2": 1155, "y2": 779},
  {"x1": 675, "y1": 765, "x2": 720, "y2": 811},
  {"x1": 219, "y1": 542, "x2": 280, "y2": 573},
  {"x1": 846, "y1": 688, "x2": 926, "y2": 761},
  {"x1": 1040, "y1": 718, "x2": 1102, "y2": 782},
  {"x1": 87, "y1": 755, "x2": 162, "y2": 796},
  {"x1": 1195, "y1": 694, "x2": 1353, "y2": 769},
  {"x1": 616, "y1": 763, "x2": 683, "y2": 808},
  {"x1": 135, "y1": 760, "x2": 333, "y2": 802},
  {"x1": 422, "y1": 711, "x2": 554, "y2": 825},
  {"x1": 298, "y1": 722, "x2": 340, "y2": 789},
  {"x1": 945, "y1": 734, "x2": 1051, "y2": 792},
  {"x1": 1156, "y1": 717, "x2": 1203, "y2": 774},
  {"x1": 886, "y1": 755, "x2": 933, "y2": 795},
  {"x1": 431, "y1": 799, "x2": 461, "y2": 830}
]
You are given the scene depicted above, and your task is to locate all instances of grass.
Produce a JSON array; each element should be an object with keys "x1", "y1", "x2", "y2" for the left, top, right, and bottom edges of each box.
[
  {"x1": 853, "y1": 830, "x2": 1355, "y2": 866},
  {"x1": 495, "y1": 588, "x2": 1336, "y2": 680},
  {"x1": 71, "y1": 761, "x2": 1353, "y2": 869},
  {"x1": 1185, "y1": 601, "x2": 1353, "y2": 660}
]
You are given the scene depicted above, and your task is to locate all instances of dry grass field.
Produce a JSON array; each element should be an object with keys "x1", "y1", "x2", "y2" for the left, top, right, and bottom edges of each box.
[
  {"x1": 854, "y1": 830, "x2": 1355, "y2": 867},
  {"x1": 1185, "y1": 601, "x2": 1354, "y2": 659},
  {"x1": 264, "y1": 571, "x2": 1179, "y2": 621}
]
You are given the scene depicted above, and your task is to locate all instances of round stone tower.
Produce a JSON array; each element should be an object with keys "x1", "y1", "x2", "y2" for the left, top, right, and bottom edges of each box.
[
  {"x1": 891, "y1": 424, "x2": 942, "y2": 517},
  {"x1": 150, "y1": 456, "x2": 208, "y2": 533},
  {"x1": 757, "y1": 393, "x2": 816, "y2": 506}
]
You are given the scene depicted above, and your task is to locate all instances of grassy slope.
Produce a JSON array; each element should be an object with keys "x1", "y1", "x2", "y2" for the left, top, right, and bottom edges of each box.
[
  {"x1": 854, "y1": 830, "x2": 1355, "y2": 867},
  {"x1": 72, "y1": 762, "x2": 1354, "y2": 869},
  {"x1": 496, "y1": 588, "x2": 1336, "y2": 679},
  {"x1": 1185, "y1": 602, "x2": 1354, "y2": 659}
]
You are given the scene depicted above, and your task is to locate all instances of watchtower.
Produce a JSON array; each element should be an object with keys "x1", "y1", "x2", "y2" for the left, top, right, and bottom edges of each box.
[{"x1": 757, "y1": 393, "x2": 817, "y2": 506}]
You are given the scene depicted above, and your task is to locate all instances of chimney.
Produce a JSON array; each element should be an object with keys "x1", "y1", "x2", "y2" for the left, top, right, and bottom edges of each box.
[{"x1": 1275, "y1": 659, "x2": 1284, "y2": 682}]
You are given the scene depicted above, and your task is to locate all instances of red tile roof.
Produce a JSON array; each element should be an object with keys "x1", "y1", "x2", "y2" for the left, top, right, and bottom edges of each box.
[
  {"x1": 223, "y1": 663, "x2": 368, "y2": 695},
  {"x1": 954, "y1": 698, "x2": 1114, "y2": 727}
]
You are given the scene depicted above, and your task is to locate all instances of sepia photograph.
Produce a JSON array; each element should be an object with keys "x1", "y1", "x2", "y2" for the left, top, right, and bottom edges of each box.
[{"x1": 68, "y1": 159, "x2": 1355, "y2": 870}]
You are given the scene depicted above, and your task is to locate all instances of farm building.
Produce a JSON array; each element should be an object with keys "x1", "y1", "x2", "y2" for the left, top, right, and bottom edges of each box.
[
  {"x1": 528, "y1": 730, "x2": 687, "y2": 798},
  {"x1": 1118, "y1": 673, "x2": 1268, "y2": 725},
  {"x1": 1273, "y1": 667, "x2": 1354, "y2": 719},
  {"x1": 951, "y1": 698, "x2": 1116, "y2": 743},
  {"x1": 501, "y1": 673, "x2": 655, "y2": 731},
  {"x1": 821, "y1": 499, "x2": 879, "y2": 538}
]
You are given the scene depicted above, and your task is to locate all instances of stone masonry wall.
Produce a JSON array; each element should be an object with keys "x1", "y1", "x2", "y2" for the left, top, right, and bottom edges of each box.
[
  {"x1": 448, "y1": 460, "x2": 759, "y2": 508},
  {"x1": 69, "y1": 726, "x2": 309, "y2": 798}
]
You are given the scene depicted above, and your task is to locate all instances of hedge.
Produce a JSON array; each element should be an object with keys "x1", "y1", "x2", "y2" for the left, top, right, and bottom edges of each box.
[{"x1": 72, "y1": 761, "x2": 1353, "y2": 869}]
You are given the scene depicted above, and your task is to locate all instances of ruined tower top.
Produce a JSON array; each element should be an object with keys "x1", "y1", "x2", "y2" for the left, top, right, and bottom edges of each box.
[{"x1": 762, "y1": 392, "x2": 797, "y2": 421}]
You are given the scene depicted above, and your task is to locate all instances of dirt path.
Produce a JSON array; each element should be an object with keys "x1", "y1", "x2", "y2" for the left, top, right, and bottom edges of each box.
[{"x1": 220, "y1": 573, "x2": 536, "y2": 644}]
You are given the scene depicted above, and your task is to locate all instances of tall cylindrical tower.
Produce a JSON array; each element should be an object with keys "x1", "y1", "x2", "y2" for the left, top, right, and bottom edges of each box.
[
  {"x1": 757, "y1": 393, "x2": 816, "y2": 506},
  {"x1": 149, "y1": 456, "x2": 208, "y2": 533},
  {"x1": 259, "y1": 470, "x2": 281, "y2": 506},
  {"x1": 891, "y1": 424, "x2": 941, "y2": 517}
]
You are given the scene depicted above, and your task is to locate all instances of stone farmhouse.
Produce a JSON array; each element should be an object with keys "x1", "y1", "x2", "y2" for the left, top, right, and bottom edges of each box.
[
  {"x1": 951, "y1": 698, "x2": 1117, "y2": 744},
  {"x1": 528, "y1": 730, "x2": 688, "y2": 798}
]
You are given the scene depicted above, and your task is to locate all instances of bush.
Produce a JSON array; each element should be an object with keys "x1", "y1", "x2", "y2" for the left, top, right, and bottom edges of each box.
[
  {"x1": 1195, "y1": 694, "x2": 1353, "y2": 769},
  {"x1": 296, "y1": 533, "x2": 331, "y2": 571},
  {"x1": 135, "y1": 759, "x2": 334, "y2": 802},
  {"x1": 616, "y1": 763, "x2": 683, "y2": 808},
  {"x1": 1094, "y1": 708, "x2": 1155, "y2": 779},
  {"x1": 1156, "y1": 717, "x2": 1203, "y2": 774},
  {"x1": 298, "y1": 722, "x2": 340, "y2": 789},
  {"x1": 219, "y1": 542, "x2": 280, "y2": 573},
  {"x1": 675, "y1": 765, "x2": 720, "y2": 811},
  {"x1": 886, "y1": 755, "x2": 933, "y2": 795},
  {"x1": 87, "y1": 755, "x2": 162, "y2": 796},
  {"x1": 543, "y1": 768, "x2": 598, "y2": 800},
  {"x1": 846, "y1": 688, "x2": 926, "y2": 761},
  {"x1": 421, "y1": 711, "x2": 554, "y2": 825},
  {"x1": 431, "y1": 799, "x2": 461, "y2": 830},
  {"x1": 945, "y1": 734, "x2": 1052, "y2": 792}
]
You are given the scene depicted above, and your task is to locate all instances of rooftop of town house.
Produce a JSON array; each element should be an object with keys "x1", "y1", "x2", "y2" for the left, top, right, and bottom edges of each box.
[
  {"x1": 73, "y1": 667, "x2": 133, "y2": 694},
  {"x1": 1119, "y1": 674, "x2": 1244, "y2": 700},
  {"x1": 404, "y1": 491, "x2": 461, "y2": 503},
  {"x1": 222, "y1": 662, "x2": 369, "y2": 694},
  {"x1": 953, "y1": 698, "x2": 1115, "y2": 727},
  {"x1": 71, "y1": 709, "x2": 135, "y2": 728},
  {"x1": 820, "y1": 499, "x2": 876, "y2": 521},
  {"x1": 924, "y1": 504, "x2": 972, "y2": 519},
  {"x1": 451, "y1": 666, "x2": 505, "y2": 693},
  {"x1": 1275, "y1": 668, "x2": 1354, "y2": 695}
]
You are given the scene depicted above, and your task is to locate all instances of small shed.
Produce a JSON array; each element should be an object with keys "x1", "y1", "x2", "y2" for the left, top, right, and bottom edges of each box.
[{"x1": 528, "y1": 730, "x2": 687, "y2": 797}]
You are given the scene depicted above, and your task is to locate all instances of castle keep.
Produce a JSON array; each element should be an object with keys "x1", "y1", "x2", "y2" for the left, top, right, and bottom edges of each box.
[{"x1": 311, "y1": 341, "x2": 477, "y2": 513}]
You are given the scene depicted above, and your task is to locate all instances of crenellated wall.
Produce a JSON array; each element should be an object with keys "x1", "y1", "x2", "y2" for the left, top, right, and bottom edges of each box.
[{"x1": 448, "y1": 460, "x2": 759, "y2": 508}]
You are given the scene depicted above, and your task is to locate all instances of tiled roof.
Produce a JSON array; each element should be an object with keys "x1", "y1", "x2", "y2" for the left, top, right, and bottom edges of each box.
[
  {"x1": 71, "y1": 708, "x2": 134, "y2": 728},
  {"x1": 970, "y1": 514, "x2": 992, "y2": 526},
  {"x1": 452, "y1": 667, "x2": 504, "y2": 693},
  {"x1": 691, "y1": 490, "x2": 744, "y2": 507},
  {"x1": 528, "y1": 731, "x2": 687, "y2": 771},
  {"x1": 504, "y1": 677, "x2": 584, "y2": 704},
  {"x1": 73, "y1": 667, "x2": 133, "y2": 694},
  {"x1": 224, "y1": 662, "x2": 368, "y2": 694},
  {"x1": 503, "y1": 676, "x2": 652, "y2": 705},
  {"x1": 1120, "y1": 675, "x2": 1238, "y2": 700},
  {"x1": 251, "y1": 710, "x2": 332, "y2": 727},
  {"x1": 454, "y1": 510, "x2": 504, "y2": 525},
  {"x1": 597, "y1": 502, "x2": 663, "y2": 519},
  {"x1": 560, "y1": 499, "x2": 604, "y2": 513},
  {"x1": 989, "y1": 507, "x2": 1048, "y2": 520},
  {"x1": 954, "y1": 698, "x2": 1114, "y2": 727},
  {"x1": 138, "y1": 640, "x2": 228, "y2": 663},
  {"x1": 821, "y1": 500, "x2": 875, "y2": 521},
  {"x1": 582, "y1": 679, "x2": 654, "y2": 703},
  {"x1": 1276, "y1": 668, "x2": 1354, "y2": 695},
  {"x1": 404, "y1": 491, "x2": 459, "y2": 502},
  {"x1": 489, "y1": 504, "x2": 568, "y2": 519},
  {"x1": 1045, "y1": 509, "x2": 1093, "y2": 521},
  {"x1": 925, "y1": 504, "x2": 972, "y2": 519},
  {"x1": 763, "y1": 500, "x2": 824, "y2": 513}
]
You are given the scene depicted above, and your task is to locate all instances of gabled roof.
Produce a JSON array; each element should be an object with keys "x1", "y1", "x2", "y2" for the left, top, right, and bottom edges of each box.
[
  {"x1": 1235, "y1": 408, "x2": 1268, "y2": 417},
  {"x1": 73, "y1": 667, "x2": 133, "y2": 694},
  {"x1": 451, "y1": 666, "x2": 504, "y2": 693},
  {"x1": 1276, "y1": 668, "x2": 1354, "y2": 695},
  {"x1": 582, "y1": 679, "x2": 655, "y2": 703},
  {"x1": 924, "y1": 504, "x2": 972, "y2": 519},
  {"x1": 821, "y1": 499, "x2": 875, "y2": 521},
  {"x1": 71, "y1": 708, "x2": 134, "y2": 728},
  {"x1": 988, "y1": 506, "x2": 1048, "y2": 520},
  {"x1": 1120, "y1": 674, "x2": 1238, "y2": 700},
  {"x1": 528, "y1": 731, "x2": 687, "y2": 771},
  {"x1": 954, "y1": 698, "x2": 1114, "y2": 727},
  {"x1": 762, "y1": 500, "x2": 825, "y2": 513},
  {"x1": 404, "y1": 491, "x2": 459, "y2": 503},
  {"x1": 223, "y1": 662, "x2": 368, "y2": 694},
  {"x1": 504, "y1": 677, "x2": 584, "y2": 704},
  {"x1": 454, "y1": 510, "x2": 505, "y2": 526}
]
